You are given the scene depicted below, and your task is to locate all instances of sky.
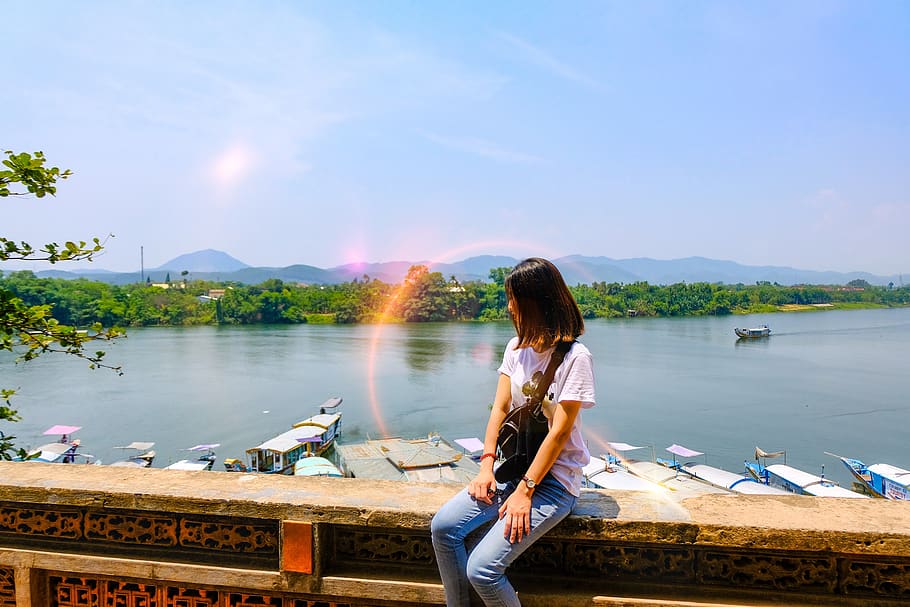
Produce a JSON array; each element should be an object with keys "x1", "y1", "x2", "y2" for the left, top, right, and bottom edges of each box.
[{"x1": 4, "y1": 1, "x2": 909, "y2": 275}]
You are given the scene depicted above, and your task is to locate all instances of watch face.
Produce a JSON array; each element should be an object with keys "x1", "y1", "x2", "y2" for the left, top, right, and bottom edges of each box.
[{"x1": 523, "y1": 476, "x2": 536, "y2": 488}]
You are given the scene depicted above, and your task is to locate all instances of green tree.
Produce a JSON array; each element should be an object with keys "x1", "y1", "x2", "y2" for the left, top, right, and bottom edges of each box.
[{"x1": 0, "y1": 150, "x2": 122, "y2": 459}]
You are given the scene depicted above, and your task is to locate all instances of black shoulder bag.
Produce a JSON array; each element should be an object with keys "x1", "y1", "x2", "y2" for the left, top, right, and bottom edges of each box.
[{"x1": 494, "y1": 340, "x2": 573, "y2": 483}]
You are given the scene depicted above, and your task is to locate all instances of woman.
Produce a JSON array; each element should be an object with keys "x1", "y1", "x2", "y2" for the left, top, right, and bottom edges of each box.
[{"x1": 431, "y1": 257, "x2": 596, "y2": 607}]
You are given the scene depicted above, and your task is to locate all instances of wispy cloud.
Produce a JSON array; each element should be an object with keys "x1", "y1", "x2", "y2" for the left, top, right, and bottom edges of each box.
[
  {"x1": 421, "y1": 131, "x2": 544, "y2": 165},
  {"x1": 496, "y1": 31, "x2": 606, "y2": 92}
]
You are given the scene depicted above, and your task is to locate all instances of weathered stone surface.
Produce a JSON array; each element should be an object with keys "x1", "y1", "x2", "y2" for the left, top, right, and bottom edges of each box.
[{"x1": 2, "y1": 462, "x2": 910, "y2": 606}]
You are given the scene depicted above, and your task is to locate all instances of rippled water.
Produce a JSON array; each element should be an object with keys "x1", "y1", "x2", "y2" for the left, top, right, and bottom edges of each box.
[{"x1": 5, "y1": 307, "x2": 908, "y2": 487}]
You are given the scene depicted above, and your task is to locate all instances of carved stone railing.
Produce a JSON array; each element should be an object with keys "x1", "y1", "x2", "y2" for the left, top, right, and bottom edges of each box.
[{"x1": 1, "y1": 462, "x2": 909, "y2": 606}]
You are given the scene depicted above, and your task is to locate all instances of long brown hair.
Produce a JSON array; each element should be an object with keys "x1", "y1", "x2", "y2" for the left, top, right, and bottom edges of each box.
[{"x1": 505, "y1": 257, "x2": 584, "y2": 350}]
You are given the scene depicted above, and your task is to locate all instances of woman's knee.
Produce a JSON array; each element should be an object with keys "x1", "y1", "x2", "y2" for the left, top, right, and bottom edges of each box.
[
  {"x1": 465, "y1": 550, "x2": 502, "y2": 590},
  {"x1": 430, "y1": 511, "x2": 454, "y2": 544}
]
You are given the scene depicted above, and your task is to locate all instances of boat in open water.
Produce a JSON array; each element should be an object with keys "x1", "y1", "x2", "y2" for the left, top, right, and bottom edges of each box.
[
  {"x1": 735, "y1": 325, "x2": 770, "y2": 338},
  {"x1": 827, "y1": 453, "x2": 910, "y2": 500},
  {"x1": 745, "y1": 447, "x2": 866, "y2": 498},
  {"x1": 239, "y1": 397, "x2": 343, "y2": 474}
]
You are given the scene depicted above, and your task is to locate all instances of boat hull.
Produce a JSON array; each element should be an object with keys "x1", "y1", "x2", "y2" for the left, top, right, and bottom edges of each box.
[{"x1": 735, "y1": 326, "x2": 770, "y2": 338}]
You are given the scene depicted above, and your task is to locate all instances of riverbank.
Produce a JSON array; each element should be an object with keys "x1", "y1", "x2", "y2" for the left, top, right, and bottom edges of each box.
[{"x1": 733, "y1": 301, "x2": 905, "y2": 315}]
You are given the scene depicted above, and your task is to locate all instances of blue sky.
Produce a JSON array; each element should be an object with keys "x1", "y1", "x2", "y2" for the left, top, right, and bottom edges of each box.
[{"x1": 4, "y1": 1, "x2": 908, "y2": 275}]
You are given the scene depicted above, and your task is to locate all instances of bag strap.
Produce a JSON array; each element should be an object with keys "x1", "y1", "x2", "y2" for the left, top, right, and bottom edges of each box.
[{"x1": 529, "y1": 340, "x2": 574, "y2": 415}]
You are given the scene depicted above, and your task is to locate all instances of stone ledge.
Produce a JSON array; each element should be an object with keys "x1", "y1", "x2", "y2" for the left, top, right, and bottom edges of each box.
[
  {"x1": 2, "y1": 462, "x2": 909, "y2": 556},
  {"x1": 3, "y1": 462, "x2": 910, "y2": 606}
]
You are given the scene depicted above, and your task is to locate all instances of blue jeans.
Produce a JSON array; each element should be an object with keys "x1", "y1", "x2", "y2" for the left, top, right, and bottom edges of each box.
[{"x1": 430, "y1": 475, "x2": 577, "y2": 607}]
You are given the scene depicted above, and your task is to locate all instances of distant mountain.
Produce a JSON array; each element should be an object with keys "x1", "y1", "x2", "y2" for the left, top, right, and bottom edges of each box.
[
  {"x1": 153, "y1": 249, "x2": 249, "y2": 273},
  {"x1": 24, "y1": 250, "x2": 905, "y2": 287}
]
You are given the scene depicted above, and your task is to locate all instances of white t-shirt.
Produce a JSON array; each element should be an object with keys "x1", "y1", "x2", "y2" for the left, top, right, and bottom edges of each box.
[{"x1": 497, "y1": 336, "x2": 596, "y2": 496}]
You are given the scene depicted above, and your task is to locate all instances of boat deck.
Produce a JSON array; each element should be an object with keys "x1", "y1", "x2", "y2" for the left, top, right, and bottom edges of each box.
[{"x1": 336, "y1": 436, "x2": 479, "y2": 483}]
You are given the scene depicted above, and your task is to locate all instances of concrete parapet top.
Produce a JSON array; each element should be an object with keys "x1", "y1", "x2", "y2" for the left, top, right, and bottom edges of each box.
[{"x1": 2, "y1": 462, "x2": 909, "y2": 557}]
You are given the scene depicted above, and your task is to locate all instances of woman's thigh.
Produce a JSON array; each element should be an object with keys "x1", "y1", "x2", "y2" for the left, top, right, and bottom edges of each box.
[{"x1": 467, "y1": 477, "x2": 576, "y2": 571}]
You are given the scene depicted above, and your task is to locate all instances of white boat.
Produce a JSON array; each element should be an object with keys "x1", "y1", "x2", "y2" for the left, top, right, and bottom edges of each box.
[
  {"x1": 20, "y1": 425, "x2": 97, "y2": 464},
  {"x1": 585, "y1": 442, "x2": 728, "y2": 497},
  {"x1": 165, "y1": 443, "x2": 219, "y2": 471},
  {"x1": 583, "y1": 456, "x2": 662, "y2": 492},
  {"x1": 293, "y1": 456, "x2": 343, "y2": 477},
  {"x1": 109, "y1": 441, "x2": 156, "y2": 468},
  {"x1": 243, "y1": 397, "x2": 343, "y2": 474},
  {"x1": 827, "y1": 453, "x2": 910, "y2": 500},
  {"x1": 658, "y1": 443, "x2": 789, "y2": 495},
  {"x1": 735, "y1": 325, "x2": 771, "y2": 338},
  {"x1": 746, "y1": 447, "x2": 866, "y2": 498},
  {"x1": 680, "y1": 463, "x2": 789, "y2": 495}
]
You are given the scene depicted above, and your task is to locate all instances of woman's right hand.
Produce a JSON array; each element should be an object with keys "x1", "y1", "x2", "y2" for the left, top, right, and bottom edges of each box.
[{"x1": 468, "y1": 468, "x2": 498, "y2": 505}]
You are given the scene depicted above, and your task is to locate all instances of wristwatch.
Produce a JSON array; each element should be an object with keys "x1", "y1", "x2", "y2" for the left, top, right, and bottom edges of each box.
[{"x1": 521, "y1": 475, "x2": 537, "y2": 489}]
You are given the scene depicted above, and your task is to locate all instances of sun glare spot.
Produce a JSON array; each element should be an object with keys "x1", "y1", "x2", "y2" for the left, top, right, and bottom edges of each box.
[{"x1": 210, "y1": 144, "x2": 255, "y2": 191}]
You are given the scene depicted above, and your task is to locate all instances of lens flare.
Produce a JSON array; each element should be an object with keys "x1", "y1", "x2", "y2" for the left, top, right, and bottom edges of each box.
[{"x1": 363, "y1": 239, "x2": 598, "y2": 437}]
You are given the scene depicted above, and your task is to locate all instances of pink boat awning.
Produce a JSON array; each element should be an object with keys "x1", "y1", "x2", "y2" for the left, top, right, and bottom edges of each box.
[
  {"x1": 454, "y1": 437, "x2": 485, "y2": 453},
  {"x1": 43, "y1": 425, "x2": 81, "y2": 436},
  {"x1": 666, "y1": 444, "x2": 703, "y2": 458}
]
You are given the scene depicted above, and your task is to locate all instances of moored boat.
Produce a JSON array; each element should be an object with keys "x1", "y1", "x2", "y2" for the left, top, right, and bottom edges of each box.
[
  {"x1": 293, "y1": 456, "x2": 343, "y2": 477},
  {"x1": 827, "y1": 453, "x2": 909, "y2": 500},
  {"x1": 746, "y1": 447, "x2": 866, "y2": 498},
  {"x1": 585, "y1": 442, "x2": 728, "y2": 497},
  {"x1": 243, "y1": 397, "x2": 343, "y2": 474},
  {"x1": 165, "y1": 444, "x2": 219, "y2": 471},
  {"x1": 735, "y1": 325, "x2": 771, "y2": 338},
  {"x1": 335, "y1": 433, "x2": 479, "y2": 483},
  {"x1": 658, "y1": 443, "x2": 790, "y2": 495},
  {"x1": 19, "y1": 425, "x2": 97, "y2": 464},
  {"x1": 681, "y1": 463, "x2": 789, "y2": 495},
  {"x1": 109, "y1": 441, "x2": 156, "y2": 468}
]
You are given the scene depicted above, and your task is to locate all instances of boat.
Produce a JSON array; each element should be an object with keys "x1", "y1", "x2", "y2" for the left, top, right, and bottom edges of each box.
[
  {"x1": 335, "y1": 433, "x2": 479, "y2": 483},
  {"x1": 165, "y1": 443, "x2": 220, "y2": 471},
  {"x1": 19, "y1": 425, "x2": 97, "y2": 464},
  {"x1": 223, "y1": 458, "x2": 249, "y2": 472},
  {"x1": 826, "y1": 452, "x2": 910, "y2": 500},
  {"x1": 745, "y1": 447, "x2": 866, "y2": 498},
  {"x1": 109, "y1": 441, "x2": 156, "y2": 468},
  {"x1": 656, "y1": 443, "x2": 789, "y2": 495},
  {"x1": 293, "y1": 456, "x2": 343, "y2": 477},
  {"x1": 242, "y1": 397, "x2": 343, "y2": 474},
  {"x1": 583, "y1": 454, "x2": 663, "y2": 492},
  {"x1": 585, "y1": 442, "x2": 728, "y2": 497},
  {"x1": 735, "y1": 325, "x2": 770, "y2": 338},
  {"x1": 680, "y1": 463, "x2": 789, "y2": 495}
]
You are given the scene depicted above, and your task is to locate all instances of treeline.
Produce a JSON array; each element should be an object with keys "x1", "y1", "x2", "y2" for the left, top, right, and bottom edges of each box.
[{"x1": 1, "y1": 266, "x2": 908, "y2": 328}]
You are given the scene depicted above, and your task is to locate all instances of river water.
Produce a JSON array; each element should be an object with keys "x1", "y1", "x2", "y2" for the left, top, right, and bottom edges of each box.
[{"x1": 4, "y1": 308, "x2": 908, "y2": 488}]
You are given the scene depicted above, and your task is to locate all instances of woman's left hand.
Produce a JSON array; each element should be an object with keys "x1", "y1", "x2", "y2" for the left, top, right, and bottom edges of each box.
[{"x1": 498, "y1": 488, "x2": 532, "y2": 543}]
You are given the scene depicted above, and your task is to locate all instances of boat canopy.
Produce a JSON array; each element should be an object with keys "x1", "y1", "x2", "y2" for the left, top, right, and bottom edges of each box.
[
  {"x1": 607, "y1": 442, "x2": 647, "y2": 452},
  {"x1": 43, "y1": 425, "x2": 81, "y2": 436},
  {"x1": 115, "y1": 441, "x2": 155, "y2": 451},
  {"x1": 766, "y1": 464, "x2": 866, "y2": 498},
  {"x1": 454, "y1": 437, "x2": 484, "y2": 453},
  {"x1": 666, "y1": 444, "x2": 703, "y2": 458},
  {"x1": 165, "y1": 460, "x2": 210, "y2": 471},
  {"x1": 868, "y1": 463, "x2": 910, "y2": 487},
  {"x1": 249, "y1": 414, "x2": 339, "y2": 455}
]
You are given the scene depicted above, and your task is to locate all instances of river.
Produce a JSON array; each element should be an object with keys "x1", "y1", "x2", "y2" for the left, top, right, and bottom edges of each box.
[{"x1": 4, "y1": 307, "x2": 908, "y2": 488}]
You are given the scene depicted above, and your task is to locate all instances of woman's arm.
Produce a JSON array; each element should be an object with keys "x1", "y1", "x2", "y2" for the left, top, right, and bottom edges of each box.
[
  {"x1": 498, "y1": 399, "x2": 582, "y2": 543},
  {"x1": 468, "y1": 373, "x2": 513, "y2": 505}
]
